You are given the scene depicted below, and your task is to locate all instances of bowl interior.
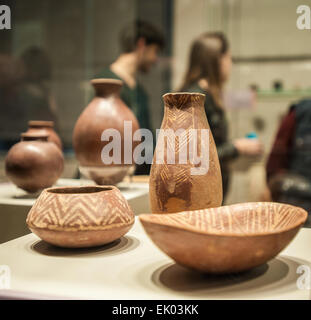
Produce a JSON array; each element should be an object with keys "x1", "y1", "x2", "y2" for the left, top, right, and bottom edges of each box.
[
  {"x1": 141, "y1": 202, "x2": 307, "y2": 236},
  {"x1": 46, "y1": 186, "x2": 113, "y2": 194}
]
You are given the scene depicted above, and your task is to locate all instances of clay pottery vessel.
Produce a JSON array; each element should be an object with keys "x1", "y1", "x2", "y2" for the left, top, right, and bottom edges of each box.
[
  {"x1": 140, "y1": 202, "x2": 307, "y2": 274},
  {"x1": 73, "y1": 78, "x2": 140, "y2": 185},
  {"x1": 26, "y1": 185, "x2": 135, "y2": 248},
  {"x1": 149, "y1": 92, "x2": 222, "y2": 214},
  {"x1": 26, "y1": 120, "x2": 62, "y2": 150},
  {"x1": 5, "y1": 132, "x2": 64, "y2": 193}
]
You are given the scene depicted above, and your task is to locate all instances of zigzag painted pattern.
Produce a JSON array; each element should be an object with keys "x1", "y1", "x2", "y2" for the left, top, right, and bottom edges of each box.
[
  {"x1": 27, "y1": 189, "x2": 134, "y2": 231},
  {"x1": 153, "y1": 94, "x2": 208, "y2": 195},
  {"x1": 143, "y1": 202, "x2": 307, "y2": 234}
]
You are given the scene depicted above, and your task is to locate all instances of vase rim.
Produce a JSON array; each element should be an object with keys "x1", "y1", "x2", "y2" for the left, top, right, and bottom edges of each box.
[
  {"x1": 28, "y1": 120, "x2": 54, "y2": 127},
  {"x1": 162, "y1": 92, "x2": 206, "y2": 99},
  {"x1": 91, "y1": 78, "x2": 123, "y2": 86}
]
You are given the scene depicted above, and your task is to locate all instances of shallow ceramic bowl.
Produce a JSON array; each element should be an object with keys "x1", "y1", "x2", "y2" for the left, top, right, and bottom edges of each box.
[
  {"x1": 140, "y1": 202, "x2": 307, "y2": 274},
  {"x1": 26, "y1": 185, "x2": 134, "y2": 248}
]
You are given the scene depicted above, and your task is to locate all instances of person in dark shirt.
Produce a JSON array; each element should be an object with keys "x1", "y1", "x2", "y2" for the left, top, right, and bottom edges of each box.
[
  {"x1": 266, "y1": 99, "x2": 311, "y2": 227},
  {"x1": 94, "y1": 20, "x2": 165, "y2": 175},
  {"x1": 0, "y1": 48, "x2": 57, "y2": 150},
  {"x1": 179, "y1": 32, "x2": 263, "y2": 199}
]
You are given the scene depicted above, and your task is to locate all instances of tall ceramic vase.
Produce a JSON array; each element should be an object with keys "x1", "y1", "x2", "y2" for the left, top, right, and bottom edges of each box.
[
  {"x1": 149, "y1": 92, "x2": 223, "y2": 214},
  {"x1": 73, "y1": 79, "x2": 140, "y2": 185}
]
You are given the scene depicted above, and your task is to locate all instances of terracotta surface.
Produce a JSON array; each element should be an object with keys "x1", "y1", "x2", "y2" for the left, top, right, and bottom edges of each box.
[
  {"x1": 26, "y1": 120, "x2": 62, "y2": 150},
  {"x1": 140, "y1": 202, "x2": 308, "y2": 274},
  {"x1": 5, "y1": 133, "x2": 64, "y2": 193},
  {"x1": 26, "y1": 185, "x2": 135, "y2": 248},
  {"x1": 149, "y1": 93, "x2": 223, "y2": 213},
  {"x1": 73, "y1": 79, "x2": 140, "y2": 185},
  {"x1": 123, "y1": 175, "x2": 150, "y2": 183}
]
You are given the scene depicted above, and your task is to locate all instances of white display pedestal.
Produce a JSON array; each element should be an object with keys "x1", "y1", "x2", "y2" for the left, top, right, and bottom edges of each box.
[{"x1": 0, "y1": 218, "x2": 310, "y2": 300}]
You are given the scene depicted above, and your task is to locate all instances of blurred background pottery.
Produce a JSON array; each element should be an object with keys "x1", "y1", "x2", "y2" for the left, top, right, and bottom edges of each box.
[
  {"x1": 149, "y1": 92, "x2": 223, "y2": 214},
  {"x1": 140, "y1": 202, "x2": 307, "y2": 274},
  {"x1": 5, "y1": 132, "x2": 64, "y2": 193},
  {"x1": 26, "y1": 185, "x2": 135, "y2": 248},
  {"x1": 73, "y1": 78, "x2": 140, "y2": 185},
  {"x1": 26, "y1": 120, "x2": 62, "y2": 150}
]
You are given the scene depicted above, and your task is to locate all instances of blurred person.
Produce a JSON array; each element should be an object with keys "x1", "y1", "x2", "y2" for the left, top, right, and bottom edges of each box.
[
  {"x1": 179, "y1": 32, "x2": 263, "y2": 199},
  {"x1": 20, "y1": 46, "x2": 58, "y2": 125},
  {"x1": 0, "y1": 48, "x2": 59, "y2": 151},
  {"x1": 266, "y1": 99, "x2": 311, "y2": 227},
  {"x1": 94, "y1": 20, "x2": 165, "y2": 175},
  {"x1": 0, "y1": 54, "x2": 26, "y2": 149}
]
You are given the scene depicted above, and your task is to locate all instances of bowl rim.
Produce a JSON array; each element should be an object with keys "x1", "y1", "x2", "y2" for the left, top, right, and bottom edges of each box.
[
  {"x1": 139, "y1": 202, "x2": 308, "y2": 237},
  {"x1": 44, "y1": 185, "x2": 118, "y2": 195}
]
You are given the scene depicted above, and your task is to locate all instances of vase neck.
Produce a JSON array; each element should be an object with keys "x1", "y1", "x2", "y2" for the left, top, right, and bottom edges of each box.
[
  {"x1": 91, "y1": 79, "x2": 122, "y2": 97},
  {"x1": 163, "y1": 92, "x2": 205, "y2": 110},
  {"x1": 21, "y1": 132, "x2": 48, "y2": 142}
]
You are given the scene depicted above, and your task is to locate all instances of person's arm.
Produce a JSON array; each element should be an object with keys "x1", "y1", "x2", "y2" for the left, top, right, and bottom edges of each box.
[
  {"x1": 216, "y1": 142, "x2": 239, "y2": 161},
  {"x1": 203, "y1": 95, "x2": 239, "y2": 161},
  {"x1": 266, "y1": 106, "x2": 296, "y2": 182}
]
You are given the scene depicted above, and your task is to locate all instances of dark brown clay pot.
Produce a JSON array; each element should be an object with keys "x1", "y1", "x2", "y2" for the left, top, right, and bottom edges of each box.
[
  {"x1": 140, "y1": 202, "x2": 308, "y2": 274},
  {"x1": 26, "y1": 185, "x2": 135, "y2": 248},
  {"x1": 73, "y1": 79, "x2": 140, "y2": 185},
  {"x1": 5, "y1": 132, "x2": 64, "y2": 193},
  {"x1": 149, "y1": 92, "x2": 223, "y2": 214},
  {"x1": 26, "y1": 120, "x2": 62, "y2": 150}
]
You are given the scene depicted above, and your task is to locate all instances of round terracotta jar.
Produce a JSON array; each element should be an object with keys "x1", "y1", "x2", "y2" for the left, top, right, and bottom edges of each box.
[
  {"x1": 73, "y1": 79, "x2": 140, "y2": 185},
  {"x1": 5, "y1": 132, "x2": 64, "y2": 193},
  {"x1": 26, "y1": 185, "x2": 135, "y2": 248},
  {"x1": 26, "y1": 120, "x2": 63, "y2": 150}
]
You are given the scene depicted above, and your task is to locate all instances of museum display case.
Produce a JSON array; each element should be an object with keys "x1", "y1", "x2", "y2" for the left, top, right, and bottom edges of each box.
[{"x1": 1, "y1": 0, "x2": 311, "y2": 303}]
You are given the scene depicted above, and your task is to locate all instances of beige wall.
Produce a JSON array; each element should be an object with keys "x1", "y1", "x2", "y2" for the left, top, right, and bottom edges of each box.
[
  {"x1": 173, "y1": 0, "x2": 311, "y2": 90},
  {"x1": 172, "y1": 0, "x2": 311, "y2": 204}
]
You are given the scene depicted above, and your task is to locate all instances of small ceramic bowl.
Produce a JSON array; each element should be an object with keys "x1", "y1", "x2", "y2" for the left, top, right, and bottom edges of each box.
[
  {"x1": 140, "y1": 202, "x2": 307, "y2": 274},
  {"x1": 26, "y1": 185, "x2": 134, "y2": 248}
]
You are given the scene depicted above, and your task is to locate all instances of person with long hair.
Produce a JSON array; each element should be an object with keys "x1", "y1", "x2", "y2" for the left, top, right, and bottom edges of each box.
[{"x1": 179, "y1": 32, "x2": 263, "y2": 199}]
